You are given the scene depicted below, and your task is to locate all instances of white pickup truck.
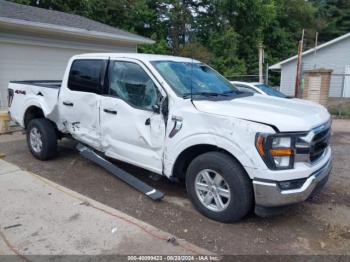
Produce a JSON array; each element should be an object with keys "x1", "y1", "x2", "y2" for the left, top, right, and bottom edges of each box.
[{"x1": 8, "y1": 53, "x2": 332, "y2": 222}]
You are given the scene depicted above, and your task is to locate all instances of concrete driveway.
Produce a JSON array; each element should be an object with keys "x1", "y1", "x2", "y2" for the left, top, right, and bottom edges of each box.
[
  {"x1": 0, "y1": 160, "x2": 211, "y2": 256},
  {"x1": 0, "y1": 119, "x2": 349, "y2": 255}
]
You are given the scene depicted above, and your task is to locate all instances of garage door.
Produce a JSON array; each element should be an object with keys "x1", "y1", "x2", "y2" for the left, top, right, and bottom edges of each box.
[{"x1": 0, "y1": 41, "x2": 134, "y2": 109}]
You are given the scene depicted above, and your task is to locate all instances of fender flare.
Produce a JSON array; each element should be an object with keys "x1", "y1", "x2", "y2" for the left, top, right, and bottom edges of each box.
[{"x1": 22, "y1": 98, "x2": 50, "y2": 127}]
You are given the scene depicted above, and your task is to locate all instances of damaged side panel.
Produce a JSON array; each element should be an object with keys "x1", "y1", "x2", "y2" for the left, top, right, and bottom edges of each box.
[
  {"x1": 99, "y1": 96, "x2": 165, "y2": 174},
  {"x1": 58, "y1": 91, "x2": 102, "y2": 149},
  {"x1": 163, "y1": 99, "x2": 275, "y2": 179}
]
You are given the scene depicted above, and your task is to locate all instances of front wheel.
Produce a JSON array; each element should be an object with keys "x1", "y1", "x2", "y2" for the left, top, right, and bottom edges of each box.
[
  {"x1": 26, "y1": 118, "x2": 57, "y2": 160},
  {"x1": 186, "y1": 152, "x2": 253, "y2": 222}
]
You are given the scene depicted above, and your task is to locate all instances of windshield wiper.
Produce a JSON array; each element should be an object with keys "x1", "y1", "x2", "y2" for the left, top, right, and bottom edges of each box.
[{"x1": 182, "y1": 92, "x2": 229, "y2": 99}]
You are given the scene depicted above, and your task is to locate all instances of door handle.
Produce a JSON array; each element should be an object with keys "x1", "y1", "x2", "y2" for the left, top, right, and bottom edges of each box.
[
  {"x1": 103, "y1": 109, "x2": 117, "y2": 115},
  {"x1": 63, "y1": 101, "x2": 74, "y2": 107}
]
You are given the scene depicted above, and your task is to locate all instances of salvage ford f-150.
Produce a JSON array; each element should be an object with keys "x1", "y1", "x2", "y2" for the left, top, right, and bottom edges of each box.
[{"x1": 8, "y1": 53, "x2": 332, "y2": 222}]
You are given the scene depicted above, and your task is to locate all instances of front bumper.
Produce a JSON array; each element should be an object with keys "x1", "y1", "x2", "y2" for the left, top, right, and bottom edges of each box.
[{"x1": 253, "y1": 158, "x2": 332, "y2": 207}]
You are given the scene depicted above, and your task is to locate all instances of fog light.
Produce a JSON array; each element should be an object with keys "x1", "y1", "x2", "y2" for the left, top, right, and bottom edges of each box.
[{"x1": 278, "y1": 178, "x2": 307, "y2": 190}]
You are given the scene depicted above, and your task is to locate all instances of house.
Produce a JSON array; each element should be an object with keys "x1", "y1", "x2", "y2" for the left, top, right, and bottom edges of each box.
[
  {"x1": 270, "y1": 32, "x2": 350, "y2": 98},
  {"x1": 0, "y1": 0, "x2": 153, "y2": 108}
]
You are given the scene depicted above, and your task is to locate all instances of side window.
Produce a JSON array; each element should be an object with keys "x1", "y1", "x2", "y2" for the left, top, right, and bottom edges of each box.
[
  {"x1": 68, "y1": 59, "x2": 105, "y2": 94},
  {"x1": 108, "y1": 61, "x2": 159, "y2": 110},
  {"x1": 236, "y1": 85, "x2": 259, "y2": 94}
]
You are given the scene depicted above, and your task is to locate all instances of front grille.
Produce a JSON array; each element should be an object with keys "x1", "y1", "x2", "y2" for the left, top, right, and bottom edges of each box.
[{"x1": 310, "y1": 127, "x2": 331, "y2": 162}]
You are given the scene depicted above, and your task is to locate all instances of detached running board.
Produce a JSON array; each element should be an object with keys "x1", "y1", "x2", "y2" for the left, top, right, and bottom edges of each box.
[{"x1": 77, "y1": 144, "x2": 164, "y2": 201}]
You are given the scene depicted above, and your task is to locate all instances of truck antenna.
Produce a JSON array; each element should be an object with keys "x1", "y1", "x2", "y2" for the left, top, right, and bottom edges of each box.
[
  {"x1": 190, "y1": 28, "x2": 194, "y2": 102},
  {"x1": 191, "y1": 57, "x2": 194, "y2": 102}
]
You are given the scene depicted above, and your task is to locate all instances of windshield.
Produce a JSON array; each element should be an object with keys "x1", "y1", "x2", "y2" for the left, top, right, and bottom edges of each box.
[
  {"x1": 254, "y1": 83, "x2": 286, "y2": 98},
  {"x1": 151, "y1": 61, "x2": 240, "y2": 98}
]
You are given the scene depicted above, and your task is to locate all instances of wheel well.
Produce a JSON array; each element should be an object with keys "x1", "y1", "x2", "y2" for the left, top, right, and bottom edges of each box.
[
  {"x1": 24, "y1": 106, "x2": 45, "y2": 129},
  {"x1": 172, "y1": 144, "x2": 242, "y2": 181}
]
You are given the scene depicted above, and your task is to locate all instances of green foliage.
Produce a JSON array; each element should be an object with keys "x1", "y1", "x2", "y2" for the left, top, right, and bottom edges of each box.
[
  {"x1": 264, "y1": 0, "x2": 317, "y2": 63},
  {"x1": 312, "y1": 0, "x2": 350, "y2": 42},
  {"x1": 86, "y1": 0, "x2": 158, "y2": 36},
  {"x1": 138, "y1": 38, "x2": 170, "y2": 54},
  {"x1": 13, "y1": 0, "x2": 91, "y2": 16},
  {"x1": 8, "y1": 0, "x2": 350, "y2": 79},
  {"x1": 178, "y1": 42, "x2": 211, "y2": 64},
  {"x1": 215, "y1": 0, "x2": 276, "y2": 72},
  {"x1": 328, "y1": 100, "x2": 350, "y2": 118},
  {"x1": 206, "y1": 26, "x2": 246, "y2": 76}
]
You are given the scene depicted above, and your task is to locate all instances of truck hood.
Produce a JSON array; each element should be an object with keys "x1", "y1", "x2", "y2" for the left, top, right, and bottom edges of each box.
[{"x1": 193, "y1": 95, "x2": 330, "y2": 132}]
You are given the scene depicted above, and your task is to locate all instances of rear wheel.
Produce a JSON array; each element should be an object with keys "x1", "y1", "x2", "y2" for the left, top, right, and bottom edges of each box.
[
  {"x1": 26, "y1": 118, "x2": 57, "y2": 160},
  {"x1": 186, "y1": 152, "x2": 253, "y2": 222}
]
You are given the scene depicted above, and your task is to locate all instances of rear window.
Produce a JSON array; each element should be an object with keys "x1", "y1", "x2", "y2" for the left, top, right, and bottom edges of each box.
[{"x1": 68, "y1": 59, "x2": 105, "y2": 94}]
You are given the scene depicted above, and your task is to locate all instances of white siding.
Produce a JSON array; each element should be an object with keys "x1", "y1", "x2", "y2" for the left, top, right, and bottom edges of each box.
[
  {"x1": 0, "y1": 33, "x2": 136, "y2": 108},
  {"x1": 279, "y1": 36, "x2": 350, "y2": 97},
  {"x1": 279, "y1": 62, "x2": 297, "y2": 96}
]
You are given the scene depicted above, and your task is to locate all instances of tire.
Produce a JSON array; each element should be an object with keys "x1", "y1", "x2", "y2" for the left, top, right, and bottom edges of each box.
[
  {"x1": 186, "y1": 152, "x2": 253, "y2": 222},
  {"x1": 26, "y1": 118, "x2": 58, "y2": 160}
]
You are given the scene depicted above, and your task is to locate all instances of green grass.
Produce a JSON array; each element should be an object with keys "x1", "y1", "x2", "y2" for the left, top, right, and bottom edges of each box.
[{"x1": 328, "y1": 103, "x2": 350, "y2": 118}]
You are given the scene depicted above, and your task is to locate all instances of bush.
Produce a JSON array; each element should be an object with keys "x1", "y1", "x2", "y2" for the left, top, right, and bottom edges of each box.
[{"x1": 328, "y1": 100, "x2": 350, "y2": 118}]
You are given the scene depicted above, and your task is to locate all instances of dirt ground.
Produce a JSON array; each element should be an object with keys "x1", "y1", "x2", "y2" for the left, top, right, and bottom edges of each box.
[{"x1": 0, "y1": 119, "x2": 349, "y2": 255}]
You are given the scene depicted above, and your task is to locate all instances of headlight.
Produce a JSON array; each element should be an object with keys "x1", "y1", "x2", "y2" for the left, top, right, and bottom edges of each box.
[{"x1": 256, "y1": 133, "x2": 295, "y2": 170}]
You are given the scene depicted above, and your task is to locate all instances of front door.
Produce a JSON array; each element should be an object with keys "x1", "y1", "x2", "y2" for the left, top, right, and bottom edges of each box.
[
  {"x1": 100, "y1": 59, "x2": 166, "y2": 173},
  {"x1": 59, "y1": 59, "x2": 107, "y2": 149}
]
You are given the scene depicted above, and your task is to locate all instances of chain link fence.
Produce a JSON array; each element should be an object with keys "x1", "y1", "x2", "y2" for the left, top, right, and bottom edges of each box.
[
  {"x1": 328, "y1": 73, "x2": 350, "y2": 117},
  {"x1": 225, "y1": 74, "x2": 260, "y2": 83}
]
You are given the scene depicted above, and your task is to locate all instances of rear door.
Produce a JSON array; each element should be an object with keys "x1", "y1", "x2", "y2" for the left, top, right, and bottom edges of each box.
[
  {"x1": 100, "y1": 59, "x2": 166, "y2": 174},
  {"x1": 59, "y1": 59, "x2": 107, "y2": 149}
]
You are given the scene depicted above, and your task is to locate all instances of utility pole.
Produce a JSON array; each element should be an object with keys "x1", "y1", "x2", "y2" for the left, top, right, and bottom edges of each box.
[
  {"x1": 258, "y1": 43, "x2": 264, "y2": 83},
  {"x1": 294, "y1": 29, "x2": 305, "y2": 97}
]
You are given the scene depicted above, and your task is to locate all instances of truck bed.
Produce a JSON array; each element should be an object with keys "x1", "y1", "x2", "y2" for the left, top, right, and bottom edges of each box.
[
  {"x1": 8, "y1": 80, "x2": 61, "y2": 127},
  {"x1": 10, "y1": 80, "x2": 62, "y2": 89}
]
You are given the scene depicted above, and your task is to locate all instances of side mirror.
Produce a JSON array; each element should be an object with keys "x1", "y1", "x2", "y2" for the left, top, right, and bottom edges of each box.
[{"x1": 152, "y1": 104, "x2": 160, "y2": 114}]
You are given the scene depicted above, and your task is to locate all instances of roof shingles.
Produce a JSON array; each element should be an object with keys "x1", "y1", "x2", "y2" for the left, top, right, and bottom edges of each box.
[{"x1": 0, "y1": 0, "x2": 152, "y2": 43}]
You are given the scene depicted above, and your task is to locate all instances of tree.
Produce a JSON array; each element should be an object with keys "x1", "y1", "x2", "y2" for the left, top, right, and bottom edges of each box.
[
  {"x1": 8, "y1": 0, "x2": 348, "y2": 80},
  {"x1": 10, "y1": 0, "x2": 90, "y2": 16},
  {"x1": 206, "y1": 26, "x2": 246, "y2": 76},
  {"x1": 264, "y1": 0, "x2": 317, "y2": 65},
  {"x1": 138, "y1": 38, "x2": 170, "y2": 54},
  {"x1": 154, "y1": 0, "x2": 203, "y2": 55},
  {"x1": 87, "y1": 0, "x2": 158, "y2": 37},
  {"x1": 313, "y1": 0, "x2": 350, "y2": 42},
  {"x1": 216, "y1": 0, "x2": 276, "y2": 73},
  {"x1": 178, "y1": 42, "x2": 211, "y2": 63}
]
